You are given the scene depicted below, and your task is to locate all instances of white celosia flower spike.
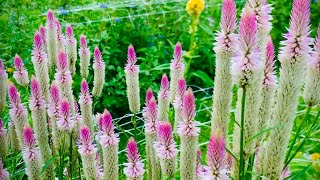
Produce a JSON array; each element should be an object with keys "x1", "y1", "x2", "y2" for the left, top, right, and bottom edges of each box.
[
  {"x1": 13, "y1": 55, "x2": 29, "y2": 86},
  {"x1": 66, "y1": 24, "x2": 77, "y2": 76},
  {"x1": 79, "y1": 34, "x2": 90, "y2": 78},
  {"x1": 157, "y1": 74, "x2": 170, "y2": 122},
  {"x1": 0, "y1": 60, "x2": 7, "y2": 112},
  {"x1": 93, "y1": 46, "x2": 106, "y2": 97}
]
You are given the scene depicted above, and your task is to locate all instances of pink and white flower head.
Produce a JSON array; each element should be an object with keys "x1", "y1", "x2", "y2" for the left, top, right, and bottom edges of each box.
[
  {"x1": 145, "y1": 87, "x2": 154, "y2": 105},
  {"x1": 23, "y1": 126, "x2": 40, "y2": 161},
  {"x1": 231, "y1": 7, "x2": 262, "y2": 86},
  {"x1": 56, "y1": 20, "x2": 64, "y2": 46},
  {"x1": 48, "y1": 83, "x2": 61, "y2": 118},
  {"x1": 247, "y1": 0, "x2": 272, "y2": 37},
  {"x1": 13, "y1": 55, "x2": 29, "y2": 86},
  {"x1": 178, "y1": 88, "x2": 199, "y2": 136},
  {"x1": 29, "y1": 77, "x2": 45, "y2": 111},
  {"x1": 39, "y1": 25, "x2": 46, "y2": 45},
  {"x1": 144, "y1": 97, "x2": 158, "y2": 134},
  {"x1": 55, "y1": 51, "x2": 72, "y2": 84},
  {"x1": 124, "y1": 137, "x2": 144, "y2": 178},
  {"x1": 79, "y1": 79, "x2": 92, "y2": 105},
  {"x1": 65, "y1": 24, "x2": 77, "y2": 74},
  {"x1": 174, "y1": 78, "x2": 187, "y2": 109},
  {"x1": 154, "y1": 121, "x2": 178, "y2": 159},
  {"x1": 279, "y1": 166, "x2": 290, "y2": 180},
  {"x1": 8, "y1": 83, "x2": 21, "y2": 107},
  {"x1": 46, "y1": 10, "x2": 56, "y2": 30},
  {"x1": 97, "y1": 109, "x2": 119, "y2": 147},
  {"x1": 78, "y1": 126, "x2": 97, "y2": 155},
  {"x1": 92, "y1": 46, "x2": 105, "y2": 97},
  {"x1": 263, "y1": 37, "x2": 276, "y2": 87},
  {"x1": 158, "y1": 74, "x2": 170, "y2": 121},
  {"x1": 79, "y1": 34, "x2": 90, "y2": 78},
  {"x1": 57, "y1": 99, "x2": 74, "y2": 132},
  {"x1": 196, "y1": 149, "x2": 206, "y2": 178},
  {"x1": 215, "y1": 0, "x2": 238, "y2": 51},
  {"x1": 126, "y1": 45, "x2": 138, "y2": 69},
  {"x1": 33, "y1": 32, "x2": 45, "y2": 59},
  {"x1": 159, "y1": 74, "x2": 170, "y2": 100},
  {"x1": 0, "y1": 160, "x2": 9, "y2": 180}
]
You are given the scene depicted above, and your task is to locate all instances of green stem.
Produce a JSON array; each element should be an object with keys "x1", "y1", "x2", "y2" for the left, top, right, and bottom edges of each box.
[
  {"x1": 59, "y1": 133, "x2": 66, "y2": 179},
  {"x1": 245, "y1": 154, "x2": 255, "y2": 180},
  {"x1": 284, "y1": 106, "x2": 311, "y2": 164},
  {"x1": 239, "y1": 87, "x2": 247, "y2": 179},
  {"x1": 69, "y1": 133, "x2": 73, "y2": 180},
  {"x1": 184, "y1": 16, "x2": 198, "y2": 77},
  {"x1": 132, "y1": 114, "x2": 137, "y2": 139}
]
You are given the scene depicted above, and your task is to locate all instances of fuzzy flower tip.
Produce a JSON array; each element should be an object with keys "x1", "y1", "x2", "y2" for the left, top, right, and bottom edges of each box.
[
  {"x1": 80, "y1": 35, "x2": 88, "y2": 48},
  {"x1": 186, "y1": 0, "x2": 205, "y2": 17},
  {"x1": 175, "y1": 78, "x2": 187, "y2": 105},
  {"x1": 78, "y1": 126, "x2": 97, "y2": 155},
  {"x1": 92, "y1": 46, "x2": 105, "y2": 97},
  {"x1": 97, "y1": 109, "x2": 119, "y2": 147},
  {"x1": 57, "y1": 99, "x2": 74, "y2": 132},
  {"x1": 154, "y1": 122, "x2": 178, "y2": 159},
  {"x1": 33, "y1": 32, "x2": 44, "y2": 52},
  {"x1": 144, "y1": 97, "x2": 158, "y2": 134},
  {"x1": 159, "y1": 74, "x2": 169, "y2": 99},
  {"x1": 8, "y1": 82, "x2": 21, "y2": 106},
  {"x1": 221, "y1": 0, "x2": 236, "y2": 33},
  {"x1": 57, "y1": 51, "x2": 68, "y2": 71},
  {"x1": 178, "y1": 88, "x2": 199, "y2": 136},
  {"x1": 23, "y1": 126, "x2": 40, "y2": 161},
  {"x1": 174, "y1": 42, "x2": 182, "y2": 62},
  {"x1": 263, "y1": 37, "x2": 276, "y2": 87},
  {"x1": 48, "y1": 83, "x2": 60, "y2": 117},
  {"x1": 30, "y1": 77, "x2": 45, "y2": 110},
  {"x1": 13, "y1": 55, "x2": 29, "y2": 86},
  {"x1": 66, "y1": 24, "x2": 73, "y2": 38},
  {"x1": 125, "y1": 45, "x2": 139, "y2": 73},
  {"x1": 39, "y1": 25, "x2": 46, "y2": 43},
  {"x1": 145, "y1": 88, "x2": 154, "y2": 105},
  {"x1": 124, "y1": 137, "x2": 144, "y2": 178},
  {"x1": 80, "y1": 79, "x2": 92, "y2": 105}
]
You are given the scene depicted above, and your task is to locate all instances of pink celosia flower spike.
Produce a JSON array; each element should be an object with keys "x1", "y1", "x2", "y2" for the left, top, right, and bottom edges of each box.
[
  {"x1": 22, "y1": 126, "x2": 42, "y2": 180},
  {"x1": 211, "y1": 0, "x2": 237, "y2": 139},
  {"x1": 96, "y1": 110, "x2": 119, "y2": 180},
  {"x1": 39, "y1": 25, "x2": 46, "y2": 47},
  {"x1": 92, "y1": 46, "x2": 105, "y2": 97},
  {"x1": 46, "y1": 10, "x2": 58, "y2": 69},
  {"x1": 124, "y1": 137, "x2": 144, "y2": 179},
  {"x1": 8, "y1": 83, "x2": 28, "y2": 149},
  {"x1": 55, "y1": 19, "x2": 65, "y2": 52},
  {"x1": 261, "y1": 0, "x2": 312, "y2": 179},
  {"x1": 0, "y1": 118, "x2": 8, "y2": 158},
  {"x1": 169, "y1": 42, "x2": 185, "y2": 103},
  {"x1": 203, "y1": 132, "x2": 228, "y2": 180},
  {"x1": 29, "y1": 77, "x2": 55, "y2": 179},
  {"x1": 57, "y1": 99, "x2": 74, "y2": 132},
  {"x1": 178, "y1": 88, "x2": 199, "y2": 180},
  {"x1": 154, "y1": 121, "x2": 178, "y2": 178},
  {"x1": 173, "y1": 78, "x2": 187, "y2": 133},
  {"x1": 65, "y1": 24, "x2": 77, "y2": 75},
  {"x1": 78, "y1": 126, "x2": 98, "y2": 179},
  {"x1": 0, "y1": 160, "x2": 9, "y2": 180},
  {"x1": 48, "y1": 83, "x2": 61, "y2": 151},
  {"x1": 79, "y1": 34, "x2": 90, "y2": 78},
  {"x1": 158, "y1": 74, "x2": 170, "y2": 122},
  {"x1": 32, "y1": 31, "x2": 50, "y2": 102},
  {"x1": 145, "y1": 87, "x2": 154, "y2": 105},
  {"x1": 0, "y1": 60, "x2": 7, "y2": 112},
  {"x1": 13, "y1": 55, "x2": 29, "y2": 86},
  {"x1": 79, "y1": 79, "x2": 94, "y2": 134},
  {"x1": 125, "y1": 45, "x2": 141, "y2": 113}
]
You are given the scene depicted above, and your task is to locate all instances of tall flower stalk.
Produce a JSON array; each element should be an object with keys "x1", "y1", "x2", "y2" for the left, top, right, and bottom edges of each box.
[
  {"x1": 173, "y1": 78, "x2": 187, "y2": 133},
  {"x1": 79, "y1": 35, "x2": 90, "y2": 78},
  {"x1": 56, "y1": 20, "x2": 65, "y2": 53},
  {"x1": 0, "y1": 60, "x2": 7, "y2": 112},
  {"x1": 169, "y1": 42, "x2": 184, "y2": 103},
  {"x1": 48, "y1": 83, "x2": 61, "y2": 151},
  {"x1": 96, "y1": 109, "x2": 119, "y2": 180},
  {"x1": 210, "y1": 0, "x2": 237, "y2": 138},
  {"x1": 157, "y1": 74, "x2": 170, "y2": 122},
  {"x1": 66, "y1": 24, "x2": 77, "y2": 76},
  {"x1": 29, "y1": 77, "x2": 54, "y2": 179},
  {"x1": 92, "y1": 46, "x2": 105, "y2": 97},
  {"x1": 261, "y1": 0, "x2": 312, "y2": 178},
  {"x1": 125, "y1": 45, "x2": 140, "y2": 113},
  {"x1": 45, "y1": 10, "x2": 58, "y2": 70},
  {"x1": 13, "y1": 55, "x2": 29, "y2": 86},
  {"x1": 0, "y1": 118, "x2": 8, "y2": 158},
  {"x1": 178, "y1": 88, "x2": 199, "y2": 180},
  {"x1": 8, "y1": 121, "x2": 20, "y2": 153},
  {"x1": 124, "y1": 137, "x2": 144, "y2": 180},
  {"x1": 79, "y1": 79, "x2": 94, "y2": 134}
]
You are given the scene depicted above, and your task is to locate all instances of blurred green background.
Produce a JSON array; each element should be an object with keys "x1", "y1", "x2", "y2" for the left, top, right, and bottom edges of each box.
[{"x1": 0, "y1": 0, "x2": 319, "y2": 179}]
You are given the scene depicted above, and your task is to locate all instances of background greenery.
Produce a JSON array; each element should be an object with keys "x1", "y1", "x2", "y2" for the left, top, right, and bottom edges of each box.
[{"x1": 0, "y1": 0, "x2": 319, "y2": 179}]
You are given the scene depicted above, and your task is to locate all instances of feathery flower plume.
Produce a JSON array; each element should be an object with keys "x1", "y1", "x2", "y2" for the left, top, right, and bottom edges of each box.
[
  {"x1": 48, "y1": 83, "x2": 61, "y2": 150},
  {"x1": 8, "y1": 84, "x2": 28, "y2": 149},
  {"x1": 56, "y1": 20, "x2": 65, "y2": 52},
  {"x1": 173, "y1": 78, "x2": 187, "y2": 133},
  {"x1": 32, "y1": 31, "x2": 50, "y2": 102},
  {"x1": 169, "y1": 42, "x2": 185, "y2": 103},
  {"x1": 57, "y1": 99, "x2": 74, "y2": 132},
  {"x1": 154, "y1": 122, "x2": 178, "y2": 178},
  {"x1": 178, "y1": 88, "x2": 199, "y2": 180},
  {"x1": 303, "y1": 28, "x2": 320, "y2": 106},
  {"x1": 0, "y1": 118, "x2": 8, "y2": 158},
  {"x1": 79, "y1": 79, "x2": 94, "y2": 134},
  {"x1": 45, "y1": 10, "x2": 58, "y2": 69},
  {"x1": 0, "y1": 60, "x2": 7, "y2": 112},
  {"x1": 143, "y1": 89, "x2": 161, "y2": 179},
  {"x1": 79, "y1": 34, "x2": 90, "y2": 78},
  {"x1": 203, "y1": 132, "x2": 228, "y2": 180},
  {"x1": 125, "y1": 45, "x2": 140, "y2": 113},
  {"x1": 22, "y1": 126, "x2": 42, "y2": 180},
  {"x1": 92, "y1": 46, "x2": 105, "y2": 97},
  {"x1": 211, "y1": 0, "x2": 237, "y2": 138},
  {"x1": 78, "y1": 126, "x2": 98, "y2": 179},
  {"x1": 124, "y1": 137, "x2": 144, "y2": 180},
  {"x1": 186, "y1": 0, "x2": 205, "y2": 17},
  {"x1": 55, "y1": 51, "x2": 75, "y2": 116},
  {"x1": 66, "y1": 24, "x2": 77, "y2": 75},
  {"x1": 39, "y1": 25, "x2": 46, "y2": 50},
  {"x1": 0, "y1": 160, "x2": 9, "y2": 180},
  {"x1": 13, "y1": 55, "x2": 29, "y2": 86},
  {"x1": 261, "y1": 0, "x2": 312, "y2": 178},
  {"x1": 157, "y1": 74, "x2": 170, "y2": 121},
  {"x1": 97, "y1": 110, "x2": 119, "y2": 180},
  {"x1": 8, "y1": 121, "x2": 20, "y2": 153},
  {"x1": 29, "y1": 77, "x2": 54, "y2": 179}
]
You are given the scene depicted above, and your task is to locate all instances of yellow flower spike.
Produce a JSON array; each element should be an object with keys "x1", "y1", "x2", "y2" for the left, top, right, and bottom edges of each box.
[
  {"x1": 7, "y1": 67, "x2": 13, "y2": 73},
  {"x1": 186, "y1": 0, "x2": 205, "y2": 17}
]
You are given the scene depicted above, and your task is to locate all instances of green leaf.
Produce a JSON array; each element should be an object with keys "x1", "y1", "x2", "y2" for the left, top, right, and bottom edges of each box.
[
  {"x1": 41, "y1": 156, "x2": 56, "y2": 174},
  {"x1": 191, "y1": 70, "x2": 213, "y2": 87},
  {"x1": 151, "y1": 63, "x2": 170, "y2": 71}
]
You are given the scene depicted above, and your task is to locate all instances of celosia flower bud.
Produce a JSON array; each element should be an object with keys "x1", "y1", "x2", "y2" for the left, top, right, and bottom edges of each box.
[
  {"x1": 0, "y1": 160, "x2": 9, "y2": 180},
  {"x1": 92, "y1": 46, "x2": 105, "y2": 97},
  {"x1": 97, "y1": 110, "x2": 119, "y2": 180},
  {"x1": 125, "y1": 45, "x2": 140, "y2": 113},
  {"x1": 0, "y1": 118, "x2": 8, "y2": 158},
  {"x1": 13, "y1": 55, "x2": 29, "y2": 86},
  {"x1": 173, "y1": 78, "x2": 187, "y2": 133},
  {"x1": 57, "y1": 99, "x2": 74, "y2": 132},
  {"x1": 30, "y1": 77, "x2": 46, "y2": 111},
  {"x1": 46, "y1": 10, "x2": 58, "y2": 69},
  {"x1": 39, "y1": 25, "x2": 46, "y2": 46},
  {"x1": 79, "y1": 79, "x2": 93, "y2": 134},
  {"x1": 79, "y1": 34, "x2": 90, "y2": 78},
  {"x1": 65, "y1": 24, "x2": 77, "y2": 75},
  {"x1": 78, "y1": 126, "x2": 98, "y2": 179},
  {"x1": 32, "y1": 31, "x2": 50, "y2": 102},
  {"x1": 48, "y1": 83, "x2": 61, "y2": 150},
  {"x1": 124, "y1": 137, "x2": 144, "y2": 179},
  {"x1": 263, "y1": 37, "x2": 276, "y2": 87},
  {"x1": 22, "y1": 126, "x2": 42, "y2": 180},
  {"x1": 144, "y1": 97, "x2": 158, "y2": 134},
  {"x1": 56, "y1": 20, "x2": 65, "y2": 52},
  {"x1": 157, "y1": 74, "x2": 170, "y2": 121},
  {"x1": 169, "y1": 42, "x2": 185, "y2": 103},
  {"x1": 154, "y1": 122, "x2": 178, "y2": 178},
  {"x1": 145, "y1": 87, "x2": 154, "y2": 105},
  {"x1": 0, "y1": 60, "x2": 7, "y2": 112}
]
